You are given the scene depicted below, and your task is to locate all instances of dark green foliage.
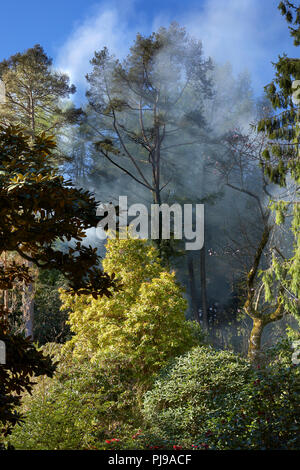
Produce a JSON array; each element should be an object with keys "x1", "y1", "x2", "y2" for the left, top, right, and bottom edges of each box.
[
  {"x1": 258, "y1": 2, "x2": 300, "y2": 186},
  {"x1": 0, "y1": 125, "x2": 117, "y2": 298},
  {"x1": 33, "y1": 269, "x2": 71, "y2": 345},
  {"x1": 142, "y1": 346, "x2": 254, "y2": 442},
  {"x1": 142, "y1": 345, "x2": 299, "y2": 449},
  {"x1": 0, "y1": 318, "x2": 56, "y2": 438},
  {"x1": 0, "y1": 125, "x2": 117, "y2": 440},
  {"x1": 278, "y1": 2, "x2": 300, "y2": 46}
]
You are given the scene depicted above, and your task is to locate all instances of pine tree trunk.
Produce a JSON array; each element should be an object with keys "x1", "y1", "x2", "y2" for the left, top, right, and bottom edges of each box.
[
  {"x1": 187, "y1": 254, "x2": 199, "y2": 322},
  {"x1": 152, "y1": 184, "x2": 162, "y2": 255},
  {"x1": 22, "y1": 110, "x2": 36, "y2": 339},
  {"x1": 3, "y1": 251, "x2": 8, "y2": 314},
  {"x1": 200, "y1": 244, "x2": 208, "y2": 330},
  {"x1": 22, "y1": 261, "x2": 35, "y2": 339}
]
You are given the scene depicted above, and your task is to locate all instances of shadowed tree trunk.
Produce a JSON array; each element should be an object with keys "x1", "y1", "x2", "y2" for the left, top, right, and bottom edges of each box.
[
  {"x1": 187, "y1": 254, "x2": 199, "y2": 323},
  {"x1": 200, "y1": 243, "x2": 208, "y2": 330},
  {"x1": 22, "y1": 270, "x2": 35, "y2": 339},
  {"x1": 3, "y1": 252, "x2": 8, "y2": 313},
  {"x1": 22, "y1": 100, "x2": 36, "y2": 339}
]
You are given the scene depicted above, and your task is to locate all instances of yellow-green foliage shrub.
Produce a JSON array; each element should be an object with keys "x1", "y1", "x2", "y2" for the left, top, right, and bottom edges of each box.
[{"x1": 60, "y1": 236, "x2": 198, "y2": 387}]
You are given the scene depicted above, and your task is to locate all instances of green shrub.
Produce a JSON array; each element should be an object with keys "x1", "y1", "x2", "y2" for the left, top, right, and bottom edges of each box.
[
  {"x1": 142, "y1": 345, "x2": 300, "y2": 449},
  {"x1": 9, "y1": 346, "x2": 142, "y2": 450},
  {"x1": 33, "y1": 269, "x2": 71, "y2": 345}
]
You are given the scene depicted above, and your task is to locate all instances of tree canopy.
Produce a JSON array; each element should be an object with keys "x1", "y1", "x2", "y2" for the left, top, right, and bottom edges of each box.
[
  {"x1": 0, "y1": 44, "x2": 82, "y2": 145},
  {"x1": 86, "y1": 23, "x2": 213, "y2": 206}
]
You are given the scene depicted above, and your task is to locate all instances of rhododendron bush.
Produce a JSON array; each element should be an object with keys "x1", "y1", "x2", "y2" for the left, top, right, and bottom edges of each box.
[{"x1": 142, "y1": 345, "x2": 299, "y2": 450}]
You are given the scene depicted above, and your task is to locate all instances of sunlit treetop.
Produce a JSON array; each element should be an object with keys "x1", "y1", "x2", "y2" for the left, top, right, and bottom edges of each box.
[{"x1": 257, "y1": 1, "x2": 300, "y2": 186}]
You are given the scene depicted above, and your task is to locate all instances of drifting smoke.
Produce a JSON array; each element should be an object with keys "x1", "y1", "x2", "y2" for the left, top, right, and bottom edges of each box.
[
  {"x1": 60, "y1": 26, "x2": 259, "y2": 300},
  {"x1": 57, "y1": 17, "x2": 296, "y2": 351}
]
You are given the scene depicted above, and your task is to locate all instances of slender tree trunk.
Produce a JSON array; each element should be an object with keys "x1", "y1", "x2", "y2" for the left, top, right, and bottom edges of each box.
[
  {"x1": 244, "y1": 223, "x2": 276, "y2": 363},
  {"x1": 248, "y1": 317, "x2": 264, "y2": 363},
  {"x1": 0, "y1": 251, "x2": 9, "y2": 323},
  {"x1": 3, "y1": 252, "x2": 8, "y2": 313},
  {"x1": 22, "y1": 267, "x2": 35, "y2": 338},
  {"x1": 21, "y1": 101, "x2": 36, "y2": 339},
  {"x1": 187, "y1": 254, "x2": 199, "y2": 322},
  {"x1": 200, "y1": 243, "x2": 208, "y2": 330},
  {"x1": 152, "y1": 174, "x2": 163, "y2": 255}
]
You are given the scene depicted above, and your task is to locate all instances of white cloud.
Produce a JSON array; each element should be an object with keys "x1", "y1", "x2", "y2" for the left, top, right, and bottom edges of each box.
[
  {"x1": 55, "y1": 0, "x2": 298, "y2": 101},
  {"x1": 55, "y1": 0, "x2": 141, "y2": 91},
  {"x1": 180, "y1": 0, "x2": 296, "y2": 93},
  {"x1": 148, "y1": 0, "x2": 297, "y2": 94}
]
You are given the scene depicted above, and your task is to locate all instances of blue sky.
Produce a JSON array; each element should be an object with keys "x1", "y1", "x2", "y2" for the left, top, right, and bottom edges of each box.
[{"x1": 0, "y1": 0, "x2": 298, "y2": 103}]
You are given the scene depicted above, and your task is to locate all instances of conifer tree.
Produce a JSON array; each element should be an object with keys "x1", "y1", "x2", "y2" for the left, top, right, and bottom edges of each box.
[
  {"x1": 0, "y1": 45, "x2": 83, "y2": 337},
  {"x1": 257, "y1": 1, "x2": 300, "y2": 328},
  {"x1": 0, "y1": 44, "x2": 81, "y2": 141}
]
